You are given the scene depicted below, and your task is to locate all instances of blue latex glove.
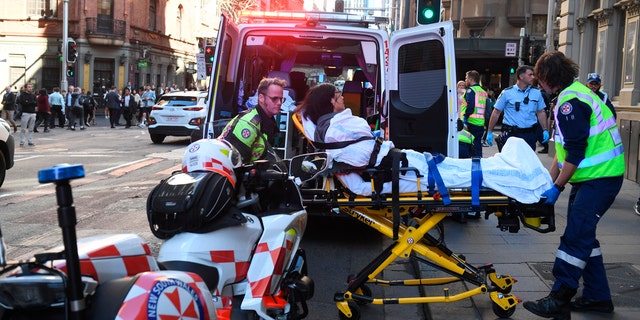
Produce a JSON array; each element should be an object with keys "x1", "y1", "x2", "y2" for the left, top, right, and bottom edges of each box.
[
  {"x1": 486, "y1": 131, "x2": 493, "y2": 146},
  {"x1": 463, "y1": 118, "x2": 468, "y2": 125},
  {"x1": 541, "y1": 185, "x2": 561, "y2": 205},
  {"x1": 542, "y1": 130, "x2": 550, "y2": 144}
]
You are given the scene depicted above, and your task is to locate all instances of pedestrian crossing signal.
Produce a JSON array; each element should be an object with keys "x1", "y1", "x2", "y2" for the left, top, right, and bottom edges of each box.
[
  {"x1": 66, "y1": 65, "x2": 75, "y2": 77},
  {"x1": 204, "y1": 46, "x2": 215, "y2": 63}
]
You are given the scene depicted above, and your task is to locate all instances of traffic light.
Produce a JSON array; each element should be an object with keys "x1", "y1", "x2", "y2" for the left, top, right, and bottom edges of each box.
[
  {"x1": 521, "y1": 36, "x2": 530, "y2": 64},
  {"x1": 67, "y1": 39, "x2": 78, "y2": 63},
  {"x1": 416, "y1": 0, "x2": 441, "y2": 25},
  {"x1": 204, "y1": 45, "x2": 215, "y2": 64},
  {"x1": 206, "y1": 64, "x2": 213, "y2": 76},
  {"x1": 66, "y1": 64, "x2": 75, "y2": 77}
]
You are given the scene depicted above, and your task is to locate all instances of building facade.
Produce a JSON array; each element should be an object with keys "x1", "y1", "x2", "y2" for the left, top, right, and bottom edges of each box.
[{"x1": 0, "y1": 0, "x2": 217, "y2": 98}]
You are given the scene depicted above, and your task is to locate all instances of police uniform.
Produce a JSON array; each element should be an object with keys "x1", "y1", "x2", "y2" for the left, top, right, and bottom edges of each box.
[
  {"x1": 493, "y1": 84, "x2": 546, "y2": 150},
  {"x1": 551, "y1": 81, "x2": 624, "y2": 302},
  {"x1": 218, "y1": 106, "x2": 277, "y2": 164},
  {"x1": 460, "y1": 84, "x2": 486, "y2": 157}
]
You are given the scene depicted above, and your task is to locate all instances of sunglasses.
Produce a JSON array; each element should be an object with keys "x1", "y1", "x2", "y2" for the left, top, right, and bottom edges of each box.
[{"x1": 264, "y1": 95, "x2": 286, "y2": 104}]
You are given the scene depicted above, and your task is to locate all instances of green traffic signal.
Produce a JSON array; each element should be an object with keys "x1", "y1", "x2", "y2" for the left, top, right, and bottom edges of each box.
[{"x1": 417, "y1": 0, "x2": 440, "y2": 25}]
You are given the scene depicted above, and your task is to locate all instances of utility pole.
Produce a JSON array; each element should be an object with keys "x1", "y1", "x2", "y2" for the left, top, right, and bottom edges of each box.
[
  {"x1": 61, "y1": 0, "x2": 69, "y2": 91},
  {"x1": 545, "y1": 0, "x2": 555, "y2": 52}
]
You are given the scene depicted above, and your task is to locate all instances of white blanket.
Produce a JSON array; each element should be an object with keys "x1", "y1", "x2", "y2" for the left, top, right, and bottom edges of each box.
[{"x1": 336, "y1": 138, "x2": 552, "y2": 204}]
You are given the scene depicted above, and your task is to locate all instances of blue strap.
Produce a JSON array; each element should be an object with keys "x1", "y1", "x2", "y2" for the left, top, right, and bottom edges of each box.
[
  {"x1": 471, "y1": 157, "x2": 483, "y2": 209},
  {"x1": 424, "y1": 152, "x2": 451, "y2": 205}
]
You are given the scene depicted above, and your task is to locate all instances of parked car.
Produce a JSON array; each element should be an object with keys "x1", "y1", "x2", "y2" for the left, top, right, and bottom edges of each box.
[
  {"x1": 0, "y1": 118, "x2": 15, "y2": 188},
  {"x1": 147, "y1": 91, "x2": 208, "y2": 144}
]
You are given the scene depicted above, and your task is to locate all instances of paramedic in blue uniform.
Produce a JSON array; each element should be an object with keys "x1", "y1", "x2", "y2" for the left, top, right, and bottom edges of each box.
[
  {"x1": 460, "y1": 70, "x2": 487, "y2": 157},
  {"x1": 523, "y1": 51, "x2": 624, "y2": 319},
  {"x1": 486, "y1": 65, "x2": 549, "y2": 151}
]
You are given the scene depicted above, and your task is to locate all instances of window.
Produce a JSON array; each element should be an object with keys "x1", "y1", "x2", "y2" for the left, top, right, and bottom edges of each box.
[
  {"x1": 27, "y1": 0, "x2": 58, "y2": 18},
  {"x1": 624, "y1": 20, "x2": 637, "y2": 83},
  {"x1": 149, "y1": 0, "x2": 157, "y2": 31},
  {"x1": 177, "y1": 5, "x2": 183, "y2": 39}
]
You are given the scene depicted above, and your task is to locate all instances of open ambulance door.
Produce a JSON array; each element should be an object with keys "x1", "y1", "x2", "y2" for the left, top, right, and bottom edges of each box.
[
  {"x1": 387, "y1": 21, "x2": 458, "y2": 157},
  {"x1": 203, "y1": 13, "x2": 239, "y2": 139}
]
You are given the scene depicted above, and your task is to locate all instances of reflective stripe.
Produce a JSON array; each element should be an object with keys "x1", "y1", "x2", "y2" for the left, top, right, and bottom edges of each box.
[
  {"x1": 590, "y1": 247, "x2": 602, "y2": 258},
  {"x1": 557, "y1": 249, "x2": 587, "y2": 269},
  {"x1": 558, "y1": 145, "x2": 624, "y2": 169}
]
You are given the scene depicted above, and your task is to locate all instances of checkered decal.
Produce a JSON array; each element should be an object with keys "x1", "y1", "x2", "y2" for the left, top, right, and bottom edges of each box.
[
  {"x1": 246, "y1": 229, "x2": 296, "y2": 298},
  {"x1": 53, "y1": 234, "x2": 159, "y2": 283}
]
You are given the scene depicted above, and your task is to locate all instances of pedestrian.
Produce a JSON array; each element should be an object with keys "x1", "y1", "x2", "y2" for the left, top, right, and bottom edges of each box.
[
  {"x1": 16, "y1": 83, "x2": 37, "y2": 146},
  {"x1": 1, "y1": 86, "x2": 18, "y2": 133},
  {"x1": 460, "y1": 70, "x2": 487, "y2": 157},
  {"x1": 104, "y1": 86, "x2": 121, "y2": 129},
  {"x1": 34, "y1": 88, "x2": 50, "y2": 133},
  {"x1": 65, "y1": 85, "x2": 75, "y2": 128},
  {"x1": 523, "y1": 51, "x2": 624, "y2": 319},
  {"x1": 48, "y1": 87, "x2": 65, "y2": 129},
  {"x1": 456, "y1": 80, "x2": 466, "y2": 116},
  {"x1": 139, "y1": 85, "x2": 156, "y2": 128},
  {"x1": 83, "y1": 91, "x2": 97, "y2": 127},
  {"x1": 121, "y1": 88, "x2": 137, "y2": 128},
  {"x1": 585, "y1": 72, "x2": 616, "y2": 119},
  {"x1": 68, "y1": 87, "x2": 85, "y2": 130},
  {"x1": 218, "y1": 77, "x2": 286, "y2": 164},
  {"x1": 486, "y1": 65, "x2": 549, "y2": 151}
]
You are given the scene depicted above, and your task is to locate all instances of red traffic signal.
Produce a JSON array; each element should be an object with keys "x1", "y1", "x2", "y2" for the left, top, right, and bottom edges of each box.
[
  {"x1": 204, "y1": 45, "x2": 215, "y2": 63},
  {"x1": 67, "y1": 39, "x2": 78, "y2": 63}
]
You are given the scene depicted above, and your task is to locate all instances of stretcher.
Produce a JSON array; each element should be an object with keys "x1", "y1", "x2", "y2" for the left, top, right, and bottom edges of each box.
[{"x1": 290, "y1": 153, "x2": 555, "y2": 319}]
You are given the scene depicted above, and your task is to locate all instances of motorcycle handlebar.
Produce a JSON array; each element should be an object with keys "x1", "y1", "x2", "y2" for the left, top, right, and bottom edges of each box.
[{"x1": 259, "y1": 170, "x2": 289, "y2": 181}]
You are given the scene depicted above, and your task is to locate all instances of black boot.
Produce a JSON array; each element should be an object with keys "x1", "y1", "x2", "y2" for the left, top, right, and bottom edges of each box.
[{"x1": 523, "y1": 285, "x2": 576, "y2": 320}]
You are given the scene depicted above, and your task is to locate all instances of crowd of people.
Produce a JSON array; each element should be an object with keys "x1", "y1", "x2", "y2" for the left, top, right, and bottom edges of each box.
[{"x1": 0, "y1": 81, "x2": 199, "y2": 143}]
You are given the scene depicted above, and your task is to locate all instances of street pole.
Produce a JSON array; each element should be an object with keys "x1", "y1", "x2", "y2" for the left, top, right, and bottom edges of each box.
[
  {"x1": 61, "y1": 0, "x2": 69, "y2": 91},
  {"x1": 518, "y1": 27, "x2": 525, "y2": 66},
  {"x1": 545, "y1": 0, "x2": 555, "y2": 52}
]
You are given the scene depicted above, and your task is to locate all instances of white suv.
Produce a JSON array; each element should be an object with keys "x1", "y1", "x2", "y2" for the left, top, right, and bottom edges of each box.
[
  {"x1": 147, "y1": 91, "x2": 208, "y2": 144},
  {"x1": 0, "y1": 118, "x2": 15, "y2": 188}
]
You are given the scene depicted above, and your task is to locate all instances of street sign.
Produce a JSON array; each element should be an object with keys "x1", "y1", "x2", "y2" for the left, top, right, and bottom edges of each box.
[
  {"x1": 196, "y1": 53, "x2": 206, "y2": 80},
  {"x1": 137, "y1": 61, "x2": 148, "y2": 68},
  {"x1": 505, "y1": 42, "x2": 517, "y2": 57}
]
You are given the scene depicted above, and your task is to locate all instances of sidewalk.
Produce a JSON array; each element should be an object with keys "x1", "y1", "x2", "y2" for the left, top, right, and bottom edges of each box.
[{"x1": 419, "y1": 144, "x2": 640, "y2": 319}]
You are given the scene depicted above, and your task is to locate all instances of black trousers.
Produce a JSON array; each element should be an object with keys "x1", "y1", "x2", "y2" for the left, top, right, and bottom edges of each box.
[{"x1": 49, "y1": 105, "x2": 65, "y2": 127}]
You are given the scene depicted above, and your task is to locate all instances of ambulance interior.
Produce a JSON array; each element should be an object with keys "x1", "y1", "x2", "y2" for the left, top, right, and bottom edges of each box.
[{"x1": 235, "y1": 32, "x2": 381, "y2": 119}]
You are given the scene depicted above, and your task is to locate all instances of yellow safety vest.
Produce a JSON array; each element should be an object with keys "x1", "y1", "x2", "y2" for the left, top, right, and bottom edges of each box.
[
  {"x1": 554, "y1": 82, "x2": 625, "y2": 182},
  {"x1": 460, "y1": 85, "x2": 487, "y2": 126},
  {"x1": 458, "y1": 129, "x2": 474, "y2": 144}
]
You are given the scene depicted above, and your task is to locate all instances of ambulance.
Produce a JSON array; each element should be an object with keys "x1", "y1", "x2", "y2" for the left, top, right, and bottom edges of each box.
[{"x1": 204, "y1": 10, "x2": 459, "y2": 158}]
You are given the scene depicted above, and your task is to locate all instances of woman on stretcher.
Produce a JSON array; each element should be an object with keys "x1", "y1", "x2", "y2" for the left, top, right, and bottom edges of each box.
[{"x1": 294, "y1": 83, "x2": 552, "y2": 204}]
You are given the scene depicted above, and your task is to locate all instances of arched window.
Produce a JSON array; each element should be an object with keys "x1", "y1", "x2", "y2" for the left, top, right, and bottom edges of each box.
[{"x1": 149, "y1": 0, "x2": 157, "y2": 31}]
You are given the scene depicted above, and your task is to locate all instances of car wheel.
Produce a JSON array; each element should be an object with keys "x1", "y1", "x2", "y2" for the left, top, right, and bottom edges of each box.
[
  {"x1": 150, "y1": 134, "x2": 166, "y2": 144},
  {"x1": 0, "y1": 152, "x2": 6, "y2": 189}
]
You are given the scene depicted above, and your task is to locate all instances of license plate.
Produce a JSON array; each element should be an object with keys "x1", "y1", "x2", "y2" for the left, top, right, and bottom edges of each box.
[{"x1": 166, "y1": 116, "x2": 179, "y2": 122}]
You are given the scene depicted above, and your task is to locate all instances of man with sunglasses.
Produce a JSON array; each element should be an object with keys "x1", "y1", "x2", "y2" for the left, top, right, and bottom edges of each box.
[
  {"x1": 486, "y1": 65, "x2": 549, "y2": 151},
  {"x1": 586, "y1": 73, "x2": 616, "y2": 119},
  {"x1": 218, "y1": 77, "x2": 287, "y2": 164}
]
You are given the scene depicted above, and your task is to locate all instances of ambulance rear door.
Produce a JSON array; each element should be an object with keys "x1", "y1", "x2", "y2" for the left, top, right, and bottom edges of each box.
[
  {"x1": 204, "y1": 13, "x2": 239, "y2": 138},
  {"x1": 387, "y1": 21, "x2": 458, "y2": 157}
]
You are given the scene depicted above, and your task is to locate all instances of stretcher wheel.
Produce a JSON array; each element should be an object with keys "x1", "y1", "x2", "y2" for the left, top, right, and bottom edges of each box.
[
  {"x1": 492, "y1": 301, "x2": 516, "y2": 318},
  {"x1": 346, "y1": 274, "x2": 372, "y2": 305},
  {"x1": 338, "y1": 301, "x2": 361, "y2": 320},
  {"x1": 491, "y1": 280, "x2": 512, "y2": 294}
]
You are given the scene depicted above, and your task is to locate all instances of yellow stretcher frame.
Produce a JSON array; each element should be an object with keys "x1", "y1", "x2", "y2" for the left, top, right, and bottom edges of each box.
[{"x1": 298, "y1": 165, "x2": 555, "y2": 319}]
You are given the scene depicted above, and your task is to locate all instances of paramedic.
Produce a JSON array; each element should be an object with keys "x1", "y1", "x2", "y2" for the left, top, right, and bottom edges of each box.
[
  {"x1": 460, "y1": 70, "x2": 487, "y2": 157},
  {"x1": 523, "y1": 51, "x2": 624, "y2": 319},
  {"x1": 218, "y1": 77, "x2": 286, "y2": 164},
  {"x1": 486, "y1": 65, "x2": 549, "y2": 151}
]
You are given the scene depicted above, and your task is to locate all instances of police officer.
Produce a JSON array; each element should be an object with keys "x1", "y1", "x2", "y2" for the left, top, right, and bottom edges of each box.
[
  {"x1": 586, "y1": 72, "x2": 616, "y2": 119},
  {"x1": 486, "y1": 65, "x2": 549, "y2": 151},
  {"x1": 460, "y1": 70, "x2": 487, "y2": 157},
  {"x1": 523, "y1": 52, "x2": 624, "y2": 319},
  {"x1": 218, "y1": 77, "x2": 286, "y2": 164}
]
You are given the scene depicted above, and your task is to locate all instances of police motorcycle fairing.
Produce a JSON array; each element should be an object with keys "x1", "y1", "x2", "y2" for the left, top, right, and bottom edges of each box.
[
  {"x1": 151, "y1": 120, "x2": 315, "y2": 320},
  {"x1": 0, "y1": 164, "x2": 217, "y2": 320}
]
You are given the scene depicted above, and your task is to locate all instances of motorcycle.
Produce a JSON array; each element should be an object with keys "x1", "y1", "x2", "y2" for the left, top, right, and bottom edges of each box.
[
  {"x1": 0, "y1": 164, "x2": 217, "y2": 320},
  {"x1": 147, "y1": 126, "x2": 319, "y2": 320}
]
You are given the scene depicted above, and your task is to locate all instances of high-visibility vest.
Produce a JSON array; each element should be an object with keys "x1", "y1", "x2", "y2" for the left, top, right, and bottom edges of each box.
[
  {"x1": 460, "y1": 85, "x2": 487, "y2": 126},
  {"x1": 554, "y1": 82, "x2": 625, "y2": 182}
]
